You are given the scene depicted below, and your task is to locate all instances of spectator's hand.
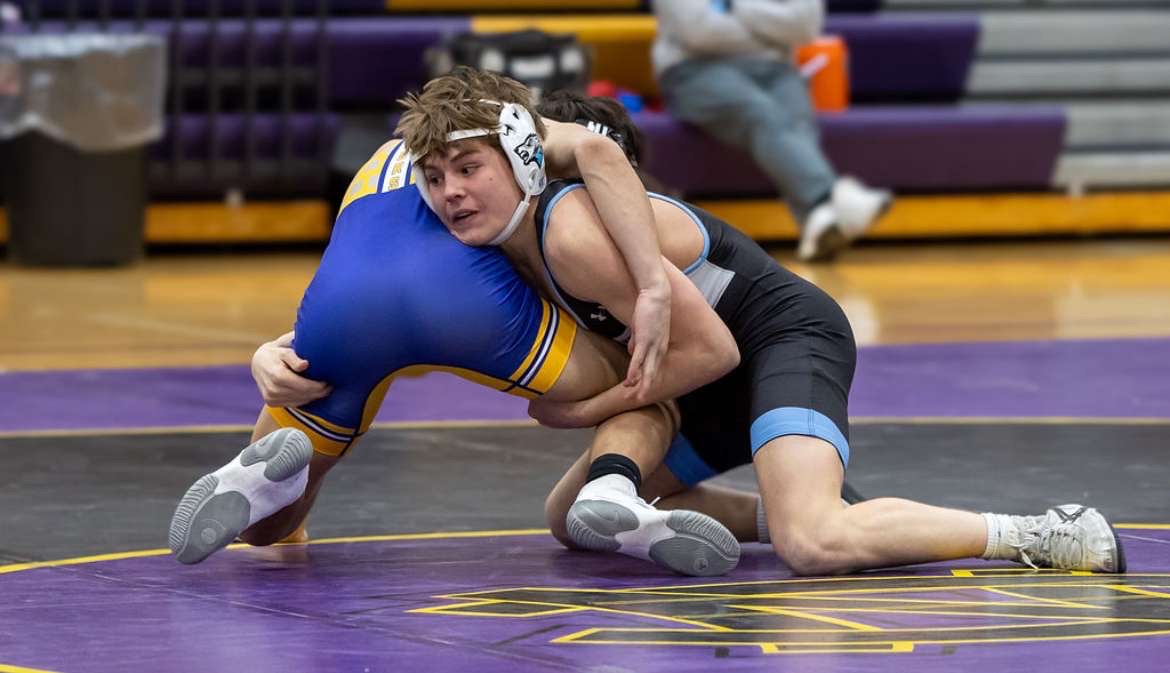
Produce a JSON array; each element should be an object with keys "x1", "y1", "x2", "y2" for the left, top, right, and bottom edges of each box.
[
  {"x1": 251, "y1": 331, "x2": 331, "y2": 407},
  {"x1": 625, "y1": 283, "x2": 671, "y2": 397}
]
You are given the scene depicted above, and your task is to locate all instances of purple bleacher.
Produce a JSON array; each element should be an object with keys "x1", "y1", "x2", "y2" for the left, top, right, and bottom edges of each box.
[
  {"x1": 150, "y1": 112, "x2": 338, "y2": 161},
  {"x1": 20, "y1": 0, "x2": 383, "y2": 18},
  {"x1": 148, "y1": 112, "x2": 340, "y2": 197},
  {"x1": 20, "y1": 0, "x2": 880, "y2": 16},
  {"x1": 8, "y1": 15, "x2": 970, "y2": 107},
  {"x1": 636, "y1": 107, "x2": 1067, "y2": 195},
  {"x1": 5, "y1": 18, "x2": 468, "y2": 108},
  {"x1": 826, "y1": 14, "x2": 979, "y2": 103},
  {"x1": 327, "y1": 17, "x2": 468, "y2": 107}
]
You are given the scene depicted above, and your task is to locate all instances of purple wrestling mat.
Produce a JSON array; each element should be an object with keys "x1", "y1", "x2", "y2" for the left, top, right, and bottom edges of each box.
[
  {"x1": 1, "y1": 527, "x2": 1168, "y2": 673},
  {"x1": 1, "y1": 337, "x2": 1168, "y2": 433}
]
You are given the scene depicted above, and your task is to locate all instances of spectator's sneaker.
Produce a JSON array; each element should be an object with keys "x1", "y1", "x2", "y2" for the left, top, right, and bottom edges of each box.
[
  {"x1": 169, "y1": 428, "x2": 313, "y2": 565},
  {"x1": 797, "y1": 202, "x2": 846, "y2": 262},
  {"x1": 1011, "y1": 505, "x2": 1126, "y2": 572},
  {"x1": 566, "y1": 487, "x2": 740, "y2": 577},
  {"x1": 832, "y1": 176, "x2": 892, "y2": 238}
]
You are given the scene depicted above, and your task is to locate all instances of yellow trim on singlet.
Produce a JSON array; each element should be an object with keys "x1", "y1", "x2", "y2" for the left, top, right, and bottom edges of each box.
[
  {"x1": 528, "y1": 304, "x2": 577, "y2": 393},
  {"x1": 265, "y1": 406, "x2": 351, "y2": 457},
  {"x1": 338, "y1": 139, "x2": 400, "y2": 214},
  {"x1": 508, "y1": 301, "x2": 550, "y2": 382},
  {"x1": 507, "y1": 299, "x2": 577, "y2": 396},
  {"x1": 270, "y1": 307, "x2": 575, "y2": 458}
]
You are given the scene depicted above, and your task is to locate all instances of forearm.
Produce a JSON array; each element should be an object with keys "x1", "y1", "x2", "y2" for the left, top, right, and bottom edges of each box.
[
  {"x1": 656, "y1": 0, "x2": 771, "y2": 55},
  {"x1": 571, "y1": 340, "x2": 735, "y2": 425},
  {"x1": 734, "y1": 0, "x2": 824, "y2": 48},
  {"x1": 574, "y1": 136, "x2": 667, "y2": 297}
]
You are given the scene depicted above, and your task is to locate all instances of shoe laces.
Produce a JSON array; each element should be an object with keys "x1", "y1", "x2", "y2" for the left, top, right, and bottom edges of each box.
[{"x1": 1013, "y1": 516, "x2": 1082, "y2": 570}]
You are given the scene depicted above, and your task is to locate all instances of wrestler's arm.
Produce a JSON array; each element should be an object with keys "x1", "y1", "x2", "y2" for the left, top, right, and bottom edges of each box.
[
  {"x1": 252, "y1": 331, "x2": 331, "y2": 406},
  {"x1": 542, "y1": 118, "x2": 671, "y2": 393},
  {"x1": 532, "y1": 189, "x2": 739, "y2": 427}
]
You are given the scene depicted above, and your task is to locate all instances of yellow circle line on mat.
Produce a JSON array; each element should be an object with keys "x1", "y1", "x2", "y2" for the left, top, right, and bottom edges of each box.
[
  {"x1": 2, "y1": 525, "x2": 1167, "y2": 575},
  {"x1": 0, "y1": 529, "x2": 550, "y2": 574}
]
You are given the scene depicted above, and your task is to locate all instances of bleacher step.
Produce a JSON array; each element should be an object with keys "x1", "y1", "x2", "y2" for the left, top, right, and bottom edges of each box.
[
  {"x1": 967, "y1": 59, "x2": 1170, "y2": 97},
  {"x1": 977, "y1": 11, "x2": 1170, "y2": 55},
  {"x1": 1055, "y1": 153, "x2": 1170, "y2": 190}
]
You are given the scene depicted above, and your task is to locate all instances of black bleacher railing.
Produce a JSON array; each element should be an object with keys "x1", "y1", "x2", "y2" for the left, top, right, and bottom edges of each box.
[{"x1": 13, "y1": 0, "x2": 332, "y2": 199}]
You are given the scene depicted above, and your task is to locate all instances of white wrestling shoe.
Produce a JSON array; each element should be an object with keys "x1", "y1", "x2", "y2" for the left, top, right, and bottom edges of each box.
[
  {"x1": 797, "y1": 177, "x2": 892, "y2": 262},
  {"x1": 168, "y1": 428, "x2": 313, "y2": 565},
  {"x1": 1008, "y1": 505, "x2": 1126, "y2": 572},
  {"x1": 566, "y1": 476, "x2": 741, "y2": 577}
]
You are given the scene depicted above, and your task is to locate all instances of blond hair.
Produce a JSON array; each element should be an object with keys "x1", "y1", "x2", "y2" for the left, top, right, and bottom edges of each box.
[{"x1": 395, "y1": 66, "x2": 547, "y2": 162}]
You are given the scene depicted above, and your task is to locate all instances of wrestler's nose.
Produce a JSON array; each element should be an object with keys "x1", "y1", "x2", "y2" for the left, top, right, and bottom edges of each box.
[{"x1": 441, "y1": 173, "x2": 468, "y2": 202}]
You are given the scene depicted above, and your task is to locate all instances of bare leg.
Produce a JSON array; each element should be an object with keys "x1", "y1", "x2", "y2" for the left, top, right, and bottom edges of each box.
[
  {"x1": 648, "y1": 477, "x2": 760, "y2": 543},
  {"x1": 754, "y1": 434, "x2": 985, "y2": 575},
  {"x1": 544, "y1": 404, "x2": 675, "y2": 547},
  {"x1": 238, "y1": 410, "x2": 350, "y2": 546}
]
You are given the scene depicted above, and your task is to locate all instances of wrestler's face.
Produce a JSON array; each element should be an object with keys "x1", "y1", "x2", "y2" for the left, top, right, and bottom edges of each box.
[{"x1": 420, "y1": 139, "x2": 523, "y2": 246}]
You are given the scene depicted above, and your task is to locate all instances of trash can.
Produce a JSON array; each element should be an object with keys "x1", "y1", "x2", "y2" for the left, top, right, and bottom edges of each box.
[{"x1": 0, "y1": 32, "x2": 165, "y2": 265}]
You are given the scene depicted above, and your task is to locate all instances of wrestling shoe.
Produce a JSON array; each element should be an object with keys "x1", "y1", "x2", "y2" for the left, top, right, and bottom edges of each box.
[
  {"x1": 169, "y1": 428, "x2": 313, "y2": 565},
  {"x1": 566, "y1": 479, "x2": 740, "y2": 577},
  {"x1": 1010, "y1": 505, "x2": 1126, "y2": 572}
]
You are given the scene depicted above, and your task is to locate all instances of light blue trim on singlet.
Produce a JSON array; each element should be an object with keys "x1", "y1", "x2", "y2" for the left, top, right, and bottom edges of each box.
[
  {"x1": 539, "y1": 184, "x2": 717, "y2": 329},
  {"x1": 663, "y1": 433, "x2": 719, "y2": 487},
  {"x1": 750, "y1": 407, "x2": 851, "y2": 468},
  {"x1": 538, "y1": 182, "x2": 592, "y2": 326},
  {"x1": 648, "y1": 191, "x2": 710, "y2": 274}
]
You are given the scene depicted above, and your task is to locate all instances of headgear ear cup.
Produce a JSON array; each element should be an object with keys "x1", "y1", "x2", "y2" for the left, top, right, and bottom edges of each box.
[{"x1": 495, "y1": 103, "x2": 547, "y2": 198}]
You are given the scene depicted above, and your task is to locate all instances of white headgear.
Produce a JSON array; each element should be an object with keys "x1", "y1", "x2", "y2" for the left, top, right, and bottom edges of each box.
[{"x1": 413, "y1": 101, "x2": 547, "y2": 246}]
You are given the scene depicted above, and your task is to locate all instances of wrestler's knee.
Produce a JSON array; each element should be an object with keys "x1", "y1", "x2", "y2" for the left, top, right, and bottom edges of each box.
[{"x1": 769, "y1": 521, "x2": 852, "y2": 576}]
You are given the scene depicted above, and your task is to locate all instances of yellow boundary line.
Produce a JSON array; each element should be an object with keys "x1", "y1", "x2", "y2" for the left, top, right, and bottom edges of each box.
[
  {"x1": 2, "y1": 526, "x2": 1167, "y2": 575},
  {"x1": 0, "y1": 529, "x2": 549, "y2": 575}
]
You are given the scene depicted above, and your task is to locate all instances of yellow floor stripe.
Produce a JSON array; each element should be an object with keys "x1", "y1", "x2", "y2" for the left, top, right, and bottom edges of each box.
[
  {"x1": 701, "y1": 190, "x2": 1170, "y2": 240},
  {"x1": 0, "y1": 529, "x2": 550, "y2": 575},
  {"x1": 0, "y1": 664, "x2": 66, "y2": 673},
  {"x1": 5, "y1": 192, "x2": 1170, "y2": 245}
]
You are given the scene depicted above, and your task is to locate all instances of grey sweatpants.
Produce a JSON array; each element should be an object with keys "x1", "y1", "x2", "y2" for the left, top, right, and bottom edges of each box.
[{"x1": 659, "y1": 56, "x2": 837, "y2": 224}]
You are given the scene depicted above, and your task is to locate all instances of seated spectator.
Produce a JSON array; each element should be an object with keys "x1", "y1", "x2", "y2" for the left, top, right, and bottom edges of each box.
[{"x1": 652, "y1": 0, "x2": 891, "y2": 261}]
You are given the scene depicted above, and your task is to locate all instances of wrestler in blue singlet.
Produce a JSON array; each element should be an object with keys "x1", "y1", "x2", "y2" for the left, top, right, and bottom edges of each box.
[{"x1": 267, "y1": 140, "x2": 575, "y2": 456}]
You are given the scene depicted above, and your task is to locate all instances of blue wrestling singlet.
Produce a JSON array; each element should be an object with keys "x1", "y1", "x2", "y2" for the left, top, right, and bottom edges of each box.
[{"x1": 267, "y1": 140, "x2": 576, "y2": 456}]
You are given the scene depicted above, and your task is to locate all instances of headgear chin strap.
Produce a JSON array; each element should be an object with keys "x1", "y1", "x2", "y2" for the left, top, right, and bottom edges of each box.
[{"x1": 412, "y1": 101, "x2": 547, "y2": 246}]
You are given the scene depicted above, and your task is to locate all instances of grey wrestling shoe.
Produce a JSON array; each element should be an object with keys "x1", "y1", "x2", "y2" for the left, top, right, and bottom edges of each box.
[
  {"x1": 1011, "y1": 505, "x2": 1126, "y2": 573},
  {"x1": 566, "y1": 492, "x2": 741, "y2": 577},
  {"x1": 168, "y1": 428, "x2": 313, "y2": 565}
]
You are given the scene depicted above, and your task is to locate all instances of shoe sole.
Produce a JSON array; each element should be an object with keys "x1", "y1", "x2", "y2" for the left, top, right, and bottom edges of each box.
[
  {"x1": 1101, "y1": 509, "x2": 1127, "y2": 573},
  {"x1": 566, "y1": 501, "x2": 740, "y2": 577},
  {"x1": 168, "y1": 428, "x2": 312, "y2": 565}
]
